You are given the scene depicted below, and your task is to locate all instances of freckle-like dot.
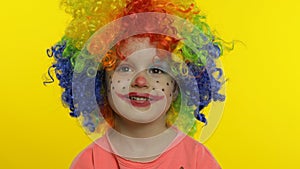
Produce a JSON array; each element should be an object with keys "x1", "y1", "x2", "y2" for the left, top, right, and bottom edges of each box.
[
  {"x1": 166, "y1": 82, "x2": 169, "y2": 86},
  {"x1": 112, "y1": 87, "x2": 115, "y2": 90},
  {"x1": 110, "y1": 81, "x2": 112, "y2": 84},
  {"x1": 127, "y1": 79, "x2": 130, "y2": 81},
  {"x1": 122, "y1": 87, "x2": 125, "y2": 89},
  {"x1": 152, "y1": 88, "x2": 155, "y2": 90},
  {"x1": 118, "y1": 80, "x2": 120, "y2": 83},
  {"x1": 162, "y1": 88, "x2": 165, "y2": 91},
  {"x1": 170, "y1": 93, "x2": 172, "y2": 97},
  {"x1": 171, "y1": 81, "x2": 173, "y2": 83},
  {"x1": 109, "y1": 76, "x2": 111, "y2": 79},
  {"x1": 156, "y1": 81, "x2": 159, "y2": 83}
]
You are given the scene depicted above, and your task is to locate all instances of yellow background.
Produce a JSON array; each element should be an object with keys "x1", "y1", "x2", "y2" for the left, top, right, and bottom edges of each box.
[{"x1": 0, "y1": 0, "x2": 299, "y2": 168}]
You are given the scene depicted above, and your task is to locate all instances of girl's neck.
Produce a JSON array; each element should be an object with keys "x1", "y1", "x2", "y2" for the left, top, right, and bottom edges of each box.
[
  {"x1": 106, "y1": 122, "x2": 178, "y2": 161},
  {"x1": 114, "y1": 113, "x2": 168, "y2": 138}
]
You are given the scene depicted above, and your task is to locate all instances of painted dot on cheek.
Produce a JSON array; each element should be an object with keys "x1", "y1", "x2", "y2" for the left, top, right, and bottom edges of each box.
[
  {"x1": 153, "y1": 88, "x2": 155, "y2": 90},
  {"x1": 170, "y1": 93, "x2": 172, "y2": 97},
  {"x1": 162, "y1": 88, "x2": 165, "y2": 91},
  {"x1": 166, "y1": 82, "x2": 169, "y2": 86},
  {"x1": 118, "y1": 80, "x2": 120, "y2": 83},
  {"x1": 112, "y1": 86, "x2": 115, "y2": 90},
  {"x1": 156, "y1": 81, "x2": 159, "y2": 83},
  {"x1": 122, "y1": 87, "x2": 125, "y2": 89}
]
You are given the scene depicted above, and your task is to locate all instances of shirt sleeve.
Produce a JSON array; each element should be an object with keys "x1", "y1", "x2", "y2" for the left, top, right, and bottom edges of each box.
[
  {"x1": 69, "y1": 145, "x2": 95, "y2": 169},
  {"x1": 196, "y1": 144, "x2": 221, "y2": 169}
]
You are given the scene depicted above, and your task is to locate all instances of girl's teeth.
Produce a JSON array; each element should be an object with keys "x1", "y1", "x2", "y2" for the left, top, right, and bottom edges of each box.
[{"x1": 130, "y1": 96, "x2": 149, "y2": 101}]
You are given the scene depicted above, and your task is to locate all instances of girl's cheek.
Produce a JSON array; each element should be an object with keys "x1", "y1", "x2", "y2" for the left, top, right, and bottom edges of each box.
[
  {"x1": 109, "y1": 77, "x2": 130, "y2": 93},
  {"x1": 153, "y1": 79, "x2": 174, "y2": 98}
]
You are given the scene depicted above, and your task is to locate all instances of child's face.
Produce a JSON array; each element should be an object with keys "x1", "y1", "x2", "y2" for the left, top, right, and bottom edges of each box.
[{"x1": 105, "y1": 37, "x2": 178, "y2": 124}]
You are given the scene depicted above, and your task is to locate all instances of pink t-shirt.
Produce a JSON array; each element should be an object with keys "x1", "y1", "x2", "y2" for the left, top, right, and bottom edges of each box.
[{"x1": 70, "y1": 129, "x2": 221, "y2": 169}]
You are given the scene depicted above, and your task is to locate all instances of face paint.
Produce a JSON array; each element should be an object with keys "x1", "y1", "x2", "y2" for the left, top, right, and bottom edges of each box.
[{"x1": 105, "y1": 37, "x2": 177, "y2": 124}]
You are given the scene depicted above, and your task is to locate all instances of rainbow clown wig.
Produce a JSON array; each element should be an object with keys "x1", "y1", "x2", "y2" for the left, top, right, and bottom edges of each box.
[{"x1": 45, "y1": 0, "x2": 232, "y2": 141}]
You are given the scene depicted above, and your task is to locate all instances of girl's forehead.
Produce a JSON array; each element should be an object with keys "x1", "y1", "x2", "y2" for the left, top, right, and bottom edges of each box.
[
  {"x1": 123, "y1": 48, "x2": 157, "y2": 64},
  {"x1": 119, "y1": 37, "x2": 156, "y2": 57},
  {"x1": 116, "y1": 37, "x2": 172, "y2": 68}
]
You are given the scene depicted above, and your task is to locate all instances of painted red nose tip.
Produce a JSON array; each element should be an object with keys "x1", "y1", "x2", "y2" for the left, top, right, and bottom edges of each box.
[{"x1": 134, "y1": 76, "x2": 147, "y2": 87}]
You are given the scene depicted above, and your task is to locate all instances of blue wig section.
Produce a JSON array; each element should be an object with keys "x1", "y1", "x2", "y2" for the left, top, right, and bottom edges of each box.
[
  {"x1": 193, "y1": 61, "x2": 224, "y2": 102},
  {"x1": 47, "y1": 41, "x2": 77, "y2": 117},
  {"x1": 71, "y1": 58, "x2": 106, "y2": 132},
  {"x1": 179, "y1": 59, "x2": 225, "y2": 124},
  {"x1": 49, "y1": 40, "x2": 108, "y2": 132},
  {"x1": 179, "y1": 38, "x2": 224, "y2": 125}
]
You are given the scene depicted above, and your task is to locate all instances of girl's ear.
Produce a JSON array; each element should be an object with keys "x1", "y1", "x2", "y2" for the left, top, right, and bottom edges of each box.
[{"x1": 172, "y1": 83, "x2": 179, "y2": 101}]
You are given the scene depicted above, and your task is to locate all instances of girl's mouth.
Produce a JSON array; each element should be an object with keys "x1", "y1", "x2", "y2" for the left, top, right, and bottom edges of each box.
[{"x1": 116, "y1": 92, "x2": 164, "y2": 107}]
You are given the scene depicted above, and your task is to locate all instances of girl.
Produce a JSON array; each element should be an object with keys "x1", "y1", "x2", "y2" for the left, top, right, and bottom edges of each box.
[{"x1": 46, "y1": 0, "x2": 229, "y2": 168}]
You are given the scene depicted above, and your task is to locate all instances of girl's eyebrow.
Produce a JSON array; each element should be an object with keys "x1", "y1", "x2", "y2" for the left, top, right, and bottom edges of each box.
[{"x1": 151, "y1": 61, "x2": 170, "y2": 70}]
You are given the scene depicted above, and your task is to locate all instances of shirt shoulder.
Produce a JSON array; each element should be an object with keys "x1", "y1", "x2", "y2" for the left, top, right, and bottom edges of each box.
[
  {"x1": 69, "y1": 143, "x2": 95, "y2": 169},
  {"x1": 170, "y1": 134, "x2": 221, "y2": 169},
  {"x1": 194, "y1": 141, "x2": 221, "y2": 169},
  {"x1": 69, "y1": 137, "x2": 119, "y2": 169}
]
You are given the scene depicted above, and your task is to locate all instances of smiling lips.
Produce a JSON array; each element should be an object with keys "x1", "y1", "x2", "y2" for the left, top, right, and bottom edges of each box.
[{"x1": 116, "y1": 92, "x2": 164, "y2": 107}]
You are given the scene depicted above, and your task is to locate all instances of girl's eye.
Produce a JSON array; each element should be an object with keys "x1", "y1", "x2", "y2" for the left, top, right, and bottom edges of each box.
[
  {"x1": 149, "y1": 68, "x2": 164, "y2": 74},
  {"x1": 117, "y1": 65, "x2": 132, "y2": 72}
]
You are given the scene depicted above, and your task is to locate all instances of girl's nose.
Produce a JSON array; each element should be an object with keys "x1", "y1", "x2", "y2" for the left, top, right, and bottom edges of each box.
[{"x1": 132, "y1": 74, "x2": 148, "y2": 88}]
